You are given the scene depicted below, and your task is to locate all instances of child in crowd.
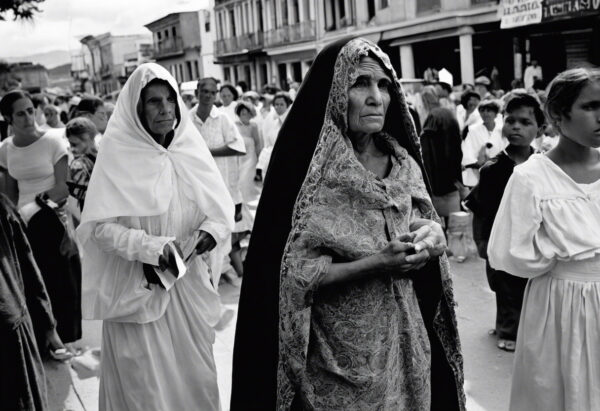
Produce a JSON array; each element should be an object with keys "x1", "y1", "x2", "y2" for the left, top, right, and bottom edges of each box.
[
  {"x1": 488, "y1": 68, "x2": 600, "y2": 410},
  {"x1": 65, "y1": 117, "x2": 97, "y2": 211},
  {"x1": 465, "y1": 91, "x2": 544, "y2": 352}
]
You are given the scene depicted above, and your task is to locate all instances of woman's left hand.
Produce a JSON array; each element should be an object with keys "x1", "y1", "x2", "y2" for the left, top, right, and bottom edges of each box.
[
  {"x1": 195, "y1": 231, "x2": 216, "y2": 255},
  {"x1": 401, "y1": 220, "x2": 447, "y2": 269}
]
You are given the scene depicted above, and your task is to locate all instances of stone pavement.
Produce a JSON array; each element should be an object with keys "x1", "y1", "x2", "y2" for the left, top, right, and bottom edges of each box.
[{"x1": 46, "y1": 257, "x2": 513, "y2": 411}]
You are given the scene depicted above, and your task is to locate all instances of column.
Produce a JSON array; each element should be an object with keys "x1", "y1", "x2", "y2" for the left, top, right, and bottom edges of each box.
[
  {"x1": 301, "y1": 60, "x2": 310, "y2": 78},
  {"x1": 308, "y1": 0, "x2": 315, "y2": 20},
  {"x1": 230, "y1": 66, "x2": 236, "y2": 83},
  {"x1": 271, "y1": 60, "x2": 279, "y2": 85},
  {"x1": 285, "y1": 62, "x2": 293, "y2": 84},
  {"x1": 513, "y1": 37, "x2": 523, "y2": 80},
  {"x1": 399, "y1": 44, "x2": 415, "y2": 79},
  {"x1": 253, "y1": 0, "x2": 259, "y2": 33},
  {"x1": 287, "y1": 0, "x2": 294, "y2": 24},
  {"x1": 225, "y1": 10, "x2": 232, "y2": 38},
  {"x1": 298, "y1": 0, "x2": 306, "y2": 21},
  {"x1": 458, "y1": 26, "x2": 475, "y2": 85}
]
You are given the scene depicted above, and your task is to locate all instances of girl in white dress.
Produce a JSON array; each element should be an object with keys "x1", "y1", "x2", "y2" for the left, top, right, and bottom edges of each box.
[
  {"x1": 235, "y1": 101, "x2": 262, "y2": 203},
  {"x1": 488, "y1": 67, "x2": 600, "y2": 411},
  {"x1": 77, "y1": 64, "x2": 234, "y2": 411}
]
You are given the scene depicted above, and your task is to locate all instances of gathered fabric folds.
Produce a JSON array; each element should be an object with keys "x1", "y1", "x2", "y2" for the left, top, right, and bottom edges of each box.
[{"x1": 77, "y1": 63, "x2": 234, "y2": 324}]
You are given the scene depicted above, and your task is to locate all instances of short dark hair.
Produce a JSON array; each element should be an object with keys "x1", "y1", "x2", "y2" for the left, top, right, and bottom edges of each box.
[
  {"x1": 460, "y1": 91, "x2": 480, "y2": 108},
  {"x1": 235, "y1": 100, "x2": 256, "y2": 117},
  {"x1": 66, "y1": 116, "x2": 98, "y2": 138},
  {"x1": 478, "y1": 99, "x2": 501, "y2": 114},
  {"x1": 77, "y1": 95, "x2": 104, "y2": 115},
  {"x1": 273, "y1": 91, "x2": 292, "y2": 107},
  {"x1": 31, "y1": 93, "x2": 48, "y2": 109},
  {"x1": 196, "y1": 77, "x2": 218, "y2": 91},
  {"x1": 0, "y1": 90, "x2": 32, "y2": 121},
  {"x1": 436, "y1": 82, "x2": 452, "y2": 94},
  {"x1": 503, "y1": 91, "x2": 545, "y2": 126},
  {"x1": 219, "y1": 83, "x2": 239, "y2": 100}
]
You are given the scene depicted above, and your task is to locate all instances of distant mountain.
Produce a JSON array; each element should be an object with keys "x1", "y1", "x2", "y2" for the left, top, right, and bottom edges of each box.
[{"x1": 4, "y1": 50, "x2": 71, "y2": 69}]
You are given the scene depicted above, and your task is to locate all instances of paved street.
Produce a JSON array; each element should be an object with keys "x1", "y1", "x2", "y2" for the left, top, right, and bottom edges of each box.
[{"x1": 46, "y1": 257, "x2": 513, "y2": 411}]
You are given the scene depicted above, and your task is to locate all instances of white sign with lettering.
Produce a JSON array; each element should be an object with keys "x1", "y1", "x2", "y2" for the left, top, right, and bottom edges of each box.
[{"x1": 500, "y1": 0, "x2": 543, "y2": 29}]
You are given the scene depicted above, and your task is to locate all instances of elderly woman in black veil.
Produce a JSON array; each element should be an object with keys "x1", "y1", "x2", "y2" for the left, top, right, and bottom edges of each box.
[{"x1": 231, "y1": 37, "x2": 465, "y2": 410}]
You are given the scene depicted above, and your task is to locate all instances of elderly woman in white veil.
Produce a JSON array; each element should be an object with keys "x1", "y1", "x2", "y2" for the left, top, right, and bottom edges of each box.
[{"x1": 77, "y1": 63, "x2": 234, "y2": 411}]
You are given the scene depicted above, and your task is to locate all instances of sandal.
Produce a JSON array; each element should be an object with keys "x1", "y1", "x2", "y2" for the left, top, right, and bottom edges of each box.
[{"x1": 497, "y1": 339, "x2": 516, "y2": 352}]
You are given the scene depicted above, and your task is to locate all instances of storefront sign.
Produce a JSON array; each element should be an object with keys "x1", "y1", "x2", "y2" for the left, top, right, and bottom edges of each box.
[
  {"x1": 500, "y1": 0, "x2": 543, "y2": 28},
  {"x1": 542, "y1": 0, "x2": 600, "y2": 21}
]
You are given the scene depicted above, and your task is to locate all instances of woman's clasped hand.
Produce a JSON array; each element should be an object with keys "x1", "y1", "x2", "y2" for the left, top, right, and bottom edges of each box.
[{"x1": 378, "y1": 220, "x2": 447, "y2": 274}]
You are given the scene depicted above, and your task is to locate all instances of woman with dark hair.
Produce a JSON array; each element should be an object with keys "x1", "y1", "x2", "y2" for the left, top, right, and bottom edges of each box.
[
  {"x1": 231, "y1": 37, "x2": 464, "y2": 410},
  {"x1": 219, "y1": 83, "x2": 240, "y2": 123},
  {"x1": 77, "y1": 63, "x2": 234, "y2": 410},
  {"x1": 0, "y1": 89, "x2": 82, "y2": 353},
  {"x1": 256, "y1": 91, "x2": 292, "y2": 179},
  {"x1": 420, "y1": 107, "x2": 463, "y2": 226}
]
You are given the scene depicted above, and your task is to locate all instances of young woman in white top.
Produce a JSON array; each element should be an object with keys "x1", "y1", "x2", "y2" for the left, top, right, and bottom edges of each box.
[
  {"x1": 0, "y1": 90, "x2": 81, "y2": 353},
  {"x1": 488, "y1": 67, "x2": 600, "y2": 411}
]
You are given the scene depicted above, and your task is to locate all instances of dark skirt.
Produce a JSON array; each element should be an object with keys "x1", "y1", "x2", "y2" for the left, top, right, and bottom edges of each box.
[
  {"x1": 26, "y1": 207, "x2": 81, "y2": 344},
  {"x1": 0, "y1": 317, "x2": 48, "y2": 411}
]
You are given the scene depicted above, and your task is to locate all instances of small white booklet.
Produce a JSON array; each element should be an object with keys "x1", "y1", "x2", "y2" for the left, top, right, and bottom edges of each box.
[{"x1": 154, "y1": 242, "x2": 187, "y2": 291}]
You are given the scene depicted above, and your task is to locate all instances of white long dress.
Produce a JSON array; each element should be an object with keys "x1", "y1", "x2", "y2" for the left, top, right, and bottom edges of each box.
[
  {"x1": 488, "y1": 154, "x2": 600, "y2": 411},
  {"x1": 94, "y1": 174, "x2": 222, "y2": 411}
]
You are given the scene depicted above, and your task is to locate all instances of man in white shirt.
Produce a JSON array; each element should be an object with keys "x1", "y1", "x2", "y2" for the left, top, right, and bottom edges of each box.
[
  {"x1": 524, "y1": 60, "x2": 543, "y2": 90},
  {"x1": 462, "y1": 99, "x2": 506, "y2": 187},
  {"x1": 190, "y1": 77, "x2": 246, "y2": 284}
]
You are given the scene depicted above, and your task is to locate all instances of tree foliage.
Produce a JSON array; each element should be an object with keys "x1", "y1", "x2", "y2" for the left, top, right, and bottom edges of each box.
[{"x1": 0, "y1": 0, "x2": 45, "y2": 21}]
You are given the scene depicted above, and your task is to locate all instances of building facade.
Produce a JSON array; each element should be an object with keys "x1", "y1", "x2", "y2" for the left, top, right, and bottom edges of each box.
[
  {"x1": 145, "y1": 5, "x2": 223, "y2": 84},
  {"x1": 80, "y1": 33, "x2": 153, "y2": 96},
  {"x1": 213, "y1": 0, "x2": 600, "y2": 91}
]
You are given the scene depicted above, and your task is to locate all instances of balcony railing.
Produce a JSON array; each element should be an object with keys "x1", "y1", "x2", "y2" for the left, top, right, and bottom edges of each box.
[
  {"x1": 264, "y1": 20, "x2": 316, "y2": 48},
  {"x1": 215, "y1": 32, "x2": 264, "y2": 56},
  {"x1": 155, "y1": 36, "x2": 184, "y2": 58}
]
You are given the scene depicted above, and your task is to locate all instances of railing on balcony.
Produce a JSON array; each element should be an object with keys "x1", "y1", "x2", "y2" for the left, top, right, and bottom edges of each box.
[
  {"x1": 155, "y1": 36, "x2": 184, "y2": 58},
  {"x1": 215, "y1": 32, "x2": 264, "y2": 56},
  {"x1": 264, "y1": 20, "x2": 316, "y2": 48}
]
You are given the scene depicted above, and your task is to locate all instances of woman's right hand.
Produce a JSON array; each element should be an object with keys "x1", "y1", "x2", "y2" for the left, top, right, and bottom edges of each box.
[{"x1": 376, "y1": 234, "x2": 419, "y2": 274}]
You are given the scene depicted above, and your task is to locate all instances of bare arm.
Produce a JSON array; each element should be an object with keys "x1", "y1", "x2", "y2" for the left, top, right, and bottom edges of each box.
[
  {"x1": 320, "y1": 236, "x2": 428, "y2": 287},
  {"x1": 210, "y1": 145, "x2": 245, "y2": 157},
  {"x1": 251, "y1": 123, "x2": 263, "y2": 154},
  {"x1": 45, "y1": 156, "x2": 69, "y2": 204}
]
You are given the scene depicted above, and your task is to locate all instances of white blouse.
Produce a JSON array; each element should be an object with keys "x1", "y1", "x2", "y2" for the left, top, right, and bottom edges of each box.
[{"x1": 488, "y1": 154, "x2": 600, "y2": 277}]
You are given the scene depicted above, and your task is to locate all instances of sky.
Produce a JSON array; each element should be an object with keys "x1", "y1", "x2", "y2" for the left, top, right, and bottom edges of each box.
[{"x1": 0, "y1": 0, "x2": 210, "y2": 57}]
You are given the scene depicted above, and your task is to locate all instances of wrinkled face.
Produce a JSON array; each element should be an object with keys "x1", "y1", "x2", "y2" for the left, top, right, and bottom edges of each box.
[
  {"x1": 347, "y1": 56, "x2": 391, "y2": 138},
  {"x1": 68, "y1": 133, "x2": 95, "y2": 156},
  {"x1": 238, "y1": 107, "x2": 253, "y2": 125},
  {"x1": 140, "y1": 83, "x2": 177, "y2": 139},
  {"x1": 503, "y1": 106, "x2": 539, "y2": 147},
  {"x1": 556, "y1": 81, "x2": 600, "y2": 148},
  {"x1": 479, "y1": 107, "x2": 497, "y2": 125},
  {"x1": 90, "y1": 104, "x2": 108, "y2": 133},
  {"x1": 9, "y1": 98, "x2": 37, "y2": 134},
  {"x1": 220, "y1": 87, "x2": 235, "y2": 106},
  {"x1": 273, "y1": 97, "x2": 289, "y2": 116},
  {"x1": 197, "y1": 81, "x2": 217, "y2": 107}
]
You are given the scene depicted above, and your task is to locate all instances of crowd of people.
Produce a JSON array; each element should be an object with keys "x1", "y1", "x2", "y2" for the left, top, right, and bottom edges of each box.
[{"x1": 0, "y1": 35, "x2": 599, "y2": 411}]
